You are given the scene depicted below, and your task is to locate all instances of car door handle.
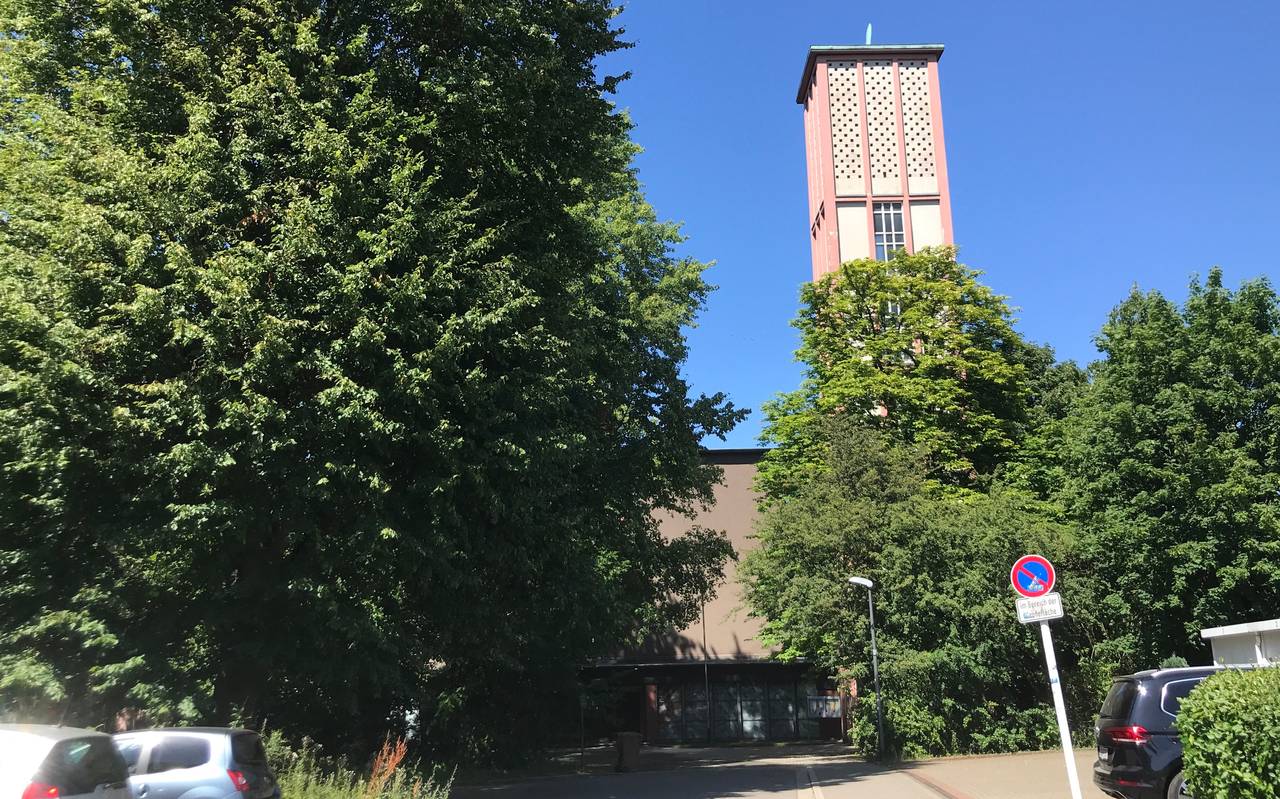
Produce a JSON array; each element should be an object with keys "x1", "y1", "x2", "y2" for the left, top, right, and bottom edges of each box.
[{"x1": 137, "y1": 784, "x2": 149, "y2": 797}]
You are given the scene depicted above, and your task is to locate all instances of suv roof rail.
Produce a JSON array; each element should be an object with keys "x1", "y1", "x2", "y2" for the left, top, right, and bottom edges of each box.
[{"x1": 1125, "y1": 665, "x2": 1223, "y2": 679}]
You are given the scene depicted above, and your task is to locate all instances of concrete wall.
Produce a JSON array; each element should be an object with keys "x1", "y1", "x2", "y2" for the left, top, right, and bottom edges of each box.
[
  {"x1": 1206, "y1": 627, "x2": 1280, "y2": 666},
  {"x1": 1265, "y1": 630, "x2": 1280, "y2": 663},
  {"x1": 1210, "y1": 635, "x2": 1260, "y2": 666}
]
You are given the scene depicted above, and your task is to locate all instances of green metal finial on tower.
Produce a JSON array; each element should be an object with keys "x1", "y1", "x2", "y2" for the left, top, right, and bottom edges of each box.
[{"x1": 865, "y1": 23, "x2": 873, "y2": 45}]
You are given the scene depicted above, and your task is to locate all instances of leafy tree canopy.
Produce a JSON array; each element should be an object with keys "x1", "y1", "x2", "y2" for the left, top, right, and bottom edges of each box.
[
  {"x1": 0, "y1": 0, "x2": 743, "y2": 762},
  {"x1": 1053, "y1": 270, "x2": 1280, "y2": 668},
  {"x1": 740, "y1": 424, "x2": 1103, "y2": 757},
  {"x1": 758, "y1": 248, "x2": 1040, "y2": 494}
]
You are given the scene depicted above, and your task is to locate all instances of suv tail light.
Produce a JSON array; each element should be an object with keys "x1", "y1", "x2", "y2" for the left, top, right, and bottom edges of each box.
[
  {"x1": 227, "y1": 771, "x2": 250, "y2": 793},
  {"x1": 1103, "y1": 725, "x2": 1150, "y2": 745},
  {"x1": 23, "y1": 784, "x2": 60, "y2": 799}
]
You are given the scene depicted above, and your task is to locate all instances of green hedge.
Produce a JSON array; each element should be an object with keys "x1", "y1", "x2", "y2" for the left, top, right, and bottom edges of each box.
[{"x1": 1179, "y1": 668, "x2": 1280, "y2": 799}]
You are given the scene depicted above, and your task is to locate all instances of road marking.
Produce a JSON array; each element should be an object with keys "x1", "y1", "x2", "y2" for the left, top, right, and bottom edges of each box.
[{"x1": 805, "y1": 766, "x2": 827, "y2": 799}]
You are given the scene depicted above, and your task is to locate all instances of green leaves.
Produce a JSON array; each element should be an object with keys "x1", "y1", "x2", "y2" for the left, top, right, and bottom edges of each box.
[
  {"x1": 740, "y1": 425, "x2": 1096, "y2": 757},
  {"x1": 759, "y1": 248, "x2": 1038, "y2": 493},
  {"x1": 1056, "y1": 271, "x2": 1280, "y2": 669},
  {"x1": 0, "y1": 0, "x2": 741, "y2": 764},
  {"x1": 1180, "y1": 668, "x2": 1280, "y2": 799}
]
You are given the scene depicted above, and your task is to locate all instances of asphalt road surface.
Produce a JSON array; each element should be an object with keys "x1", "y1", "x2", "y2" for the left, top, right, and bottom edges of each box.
[{"x1": 453, "y1": 745, "x2": 1108, "y2": 799}]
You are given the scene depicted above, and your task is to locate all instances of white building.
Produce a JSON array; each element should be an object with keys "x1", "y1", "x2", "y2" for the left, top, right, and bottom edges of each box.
[{"x1": 1200, "y1": 618, "x2": 1280, "y2": 666}]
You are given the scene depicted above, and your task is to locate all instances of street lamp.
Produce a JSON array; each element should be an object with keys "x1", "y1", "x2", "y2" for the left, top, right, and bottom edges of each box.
[{"x1": 849, "y1": 576, "x2": 885, "y2": 760}]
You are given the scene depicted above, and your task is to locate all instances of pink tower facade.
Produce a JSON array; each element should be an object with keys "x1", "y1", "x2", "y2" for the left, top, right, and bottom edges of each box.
[{"x1": 798, "y1": 44, "x2": 954, "y2": 280}]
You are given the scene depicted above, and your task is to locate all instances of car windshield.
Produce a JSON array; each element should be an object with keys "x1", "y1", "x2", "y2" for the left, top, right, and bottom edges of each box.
[{"x1": 112, "y1": 739, "x2": 144, "y2": 775}]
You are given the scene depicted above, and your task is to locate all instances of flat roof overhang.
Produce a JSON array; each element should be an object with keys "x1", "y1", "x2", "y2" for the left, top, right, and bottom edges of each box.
[
  {"x1": 796, "y1": 44, "x2": 945, "y2": 104},
  {"x1": 581, "y1": 660, "x2": 813, "y2": 677},
  {"x1": 1200, "y1": 618, "x2": 1280, "y2": 640}
]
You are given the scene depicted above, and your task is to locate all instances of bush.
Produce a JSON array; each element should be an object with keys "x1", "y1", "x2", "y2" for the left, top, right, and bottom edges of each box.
[
  {"x1": 848, "y1": 689, "x2": 1060, "y2": 760},
  {"x1": 263, "y1": 732, "x2": 452, "y2": 799},
  {"x1": 1179, "y1": 668, "x2": 1280, "y2": 799}
]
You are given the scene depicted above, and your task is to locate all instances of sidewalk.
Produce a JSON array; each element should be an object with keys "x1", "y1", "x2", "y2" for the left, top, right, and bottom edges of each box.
[{"x1": 897, "y1": 749, "x2": 1108, "y2": 799}]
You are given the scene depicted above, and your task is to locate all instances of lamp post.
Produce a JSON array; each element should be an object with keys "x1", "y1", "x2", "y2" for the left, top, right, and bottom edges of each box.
[{"x1": 849, "y1": 576, "x2": 885, "y2": 760}]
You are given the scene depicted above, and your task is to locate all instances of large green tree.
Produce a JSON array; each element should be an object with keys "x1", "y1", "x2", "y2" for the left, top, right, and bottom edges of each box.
[
  {"x1": 745, "y1": 251, "x2": 1110, "y2": 757},
  {"x1": 1053, "y1": 271, "x2": 1280, "y2": 669},
  {"x1": 759, "y1": 248, "x2": 1039, "y2": 493},
  {"x1": 0, "y1": 0, "x2": 743, "y2": 761},
  {"x1": 740, "y1": 425, "x2": 1103, "y2": 757}
]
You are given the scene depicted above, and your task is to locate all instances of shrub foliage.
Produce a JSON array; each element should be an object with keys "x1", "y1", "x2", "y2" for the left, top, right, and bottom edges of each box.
[{"x1": 1180, "y1": 668, "x2": 1280, "y2": 799}]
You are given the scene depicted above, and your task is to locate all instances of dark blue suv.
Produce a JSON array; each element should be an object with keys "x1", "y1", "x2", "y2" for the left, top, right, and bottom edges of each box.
[{"x1": 1092, "y1": 666, "x2": 1224, "y2": 799}]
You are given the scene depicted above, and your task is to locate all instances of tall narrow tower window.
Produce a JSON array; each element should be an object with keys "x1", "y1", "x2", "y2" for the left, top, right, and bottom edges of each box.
[{"x1": 873, "y1": 202, "x2": 906, "y2": 260}]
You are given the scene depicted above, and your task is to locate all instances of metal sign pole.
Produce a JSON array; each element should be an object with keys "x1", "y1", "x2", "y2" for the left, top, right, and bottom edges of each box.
[
  {"x1": 867, "y1": 588, "x2": 884, "y2": 761},
  {"x1": 702, "y1": 595, "x2": 711, "y2": 744},
  {"x1": 1039, "y1": 620, "x2": 1083, "y2": 799}
]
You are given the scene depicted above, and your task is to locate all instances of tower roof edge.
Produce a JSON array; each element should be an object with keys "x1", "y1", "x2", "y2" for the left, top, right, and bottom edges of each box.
[{"x1": 796, "y1": 44, "x2": 946, "y2": 104}]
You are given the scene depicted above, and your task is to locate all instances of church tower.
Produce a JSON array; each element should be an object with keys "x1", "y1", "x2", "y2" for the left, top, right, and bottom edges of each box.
[{"x1": 798, "y1": 44, "x2": 954, "y2": 280}]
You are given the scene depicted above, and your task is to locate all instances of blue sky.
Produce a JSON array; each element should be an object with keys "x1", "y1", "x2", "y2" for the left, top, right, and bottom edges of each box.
[{"x1": 599, "y1": 0, "x2": 1280, "y2": 448}]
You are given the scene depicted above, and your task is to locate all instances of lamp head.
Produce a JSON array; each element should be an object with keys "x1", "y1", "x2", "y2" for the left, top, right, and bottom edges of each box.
[{"x1": 849, "y1": 576, "x2": 874, "y2": 589}]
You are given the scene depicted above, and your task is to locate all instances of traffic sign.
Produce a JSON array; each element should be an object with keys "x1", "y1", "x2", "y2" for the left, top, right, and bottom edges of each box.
[
  {"x1": 1016, "y1": 592, "x2": 1064, "y2": 624},
  {"x1": 1009, "y1": 554, "x2": 1081, "y2": 799},
  {"x1": 1010, "y1": 554, "x2": 1056, "y2": 598}
]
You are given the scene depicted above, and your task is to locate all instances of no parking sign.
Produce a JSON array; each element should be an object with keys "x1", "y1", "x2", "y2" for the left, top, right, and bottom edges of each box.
[
  {"x1": 1010, "y1": 554, "x2": 1055, "y2": 598},
  {"x1": 1010, "y1": 553, "x2": 1082, "y2": 799}
]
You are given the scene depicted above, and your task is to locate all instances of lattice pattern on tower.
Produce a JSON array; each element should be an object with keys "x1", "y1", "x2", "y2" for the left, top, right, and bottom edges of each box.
[
  {"x1": 827, "y1": 61, "x2": 864, "y2": 196},
  {"x1": 863, "y1": 60, "x2": 899, "y2": 192},
  {"x1": 900, "y1": 60, "x2": 936, "y2": 186}
]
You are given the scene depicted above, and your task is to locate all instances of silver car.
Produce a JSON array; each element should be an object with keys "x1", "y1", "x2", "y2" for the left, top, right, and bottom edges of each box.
[
  {"x1": 110, "y1": 729, "x2": 278, "y2": 799},
  {"x1": 0, "y1": 724, "x2": 132, "y2": 799}
]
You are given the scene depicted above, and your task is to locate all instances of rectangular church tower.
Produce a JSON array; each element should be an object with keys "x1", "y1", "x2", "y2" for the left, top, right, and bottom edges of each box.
[{"x1": 798, "y1": 44, "x2": 954, "y2": 280}]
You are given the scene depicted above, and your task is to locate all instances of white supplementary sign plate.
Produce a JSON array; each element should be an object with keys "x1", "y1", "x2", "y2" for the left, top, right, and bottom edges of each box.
[{"x1": 1017, "y1": 592, "x2": 1064, "y2": 624}]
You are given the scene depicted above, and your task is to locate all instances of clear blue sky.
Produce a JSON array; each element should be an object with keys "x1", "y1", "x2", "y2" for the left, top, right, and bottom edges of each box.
[{"x1": 599, "y1": 0, "x2": 1280, "y2": 448}]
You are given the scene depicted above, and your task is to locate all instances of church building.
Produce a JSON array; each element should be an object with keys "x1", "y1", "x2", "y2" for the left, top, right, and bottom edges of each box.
[{"x1": 579, "y1": 41, "x2": 956, "y2": 744}]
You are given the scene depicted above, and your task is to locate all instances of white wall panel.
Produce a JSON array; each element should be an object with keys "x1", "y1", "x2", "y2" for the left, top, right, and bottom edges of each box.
[
  {"x1": 837, "y1": 202, "x2": 869, "y2": 264},
  {"x1": 909, "y1": 200, "x2": 944, "y2": 251}
]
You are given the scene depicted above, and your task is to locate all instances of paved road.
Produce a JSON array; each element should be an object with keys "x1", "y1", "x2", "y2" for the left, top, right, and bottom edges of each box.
[
  {"x1": 453, "y1": 745, "x2": 1109, "y2": 799},
  {"x1": 904, "y1": 749, "x2": 1108, "y2": 799}
]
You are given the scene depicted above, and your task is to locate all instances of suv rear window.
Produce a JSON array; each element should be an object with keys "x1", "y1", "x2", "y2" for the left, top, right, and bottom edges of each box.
[
  {"x1": 38, "y1": 738, "x2": 127, "y2": 795},
  {"x1": 1100, "y1": 680, "x2": 1139, "y2": 719},
  {"x1": 146, "y1": 737, "x2": 210, "y2": 773},
  {"x1": 230, "y1": 733, "x2": 267, "y2": 765}
]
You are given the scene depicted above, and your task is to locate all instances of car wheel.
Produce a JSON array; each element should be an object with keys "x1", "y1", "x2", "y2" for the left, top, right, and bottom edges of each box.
[{"x1": 1167, "y1": 770, "x2": 1190, "y2": 799}]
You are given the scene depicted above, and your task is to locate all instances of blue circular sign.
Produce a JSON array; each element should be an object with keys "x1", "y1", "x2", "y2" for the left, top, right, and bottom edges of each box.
[{"x1": 1010, "y1": 555, "x2": 1056, "y2": 598}]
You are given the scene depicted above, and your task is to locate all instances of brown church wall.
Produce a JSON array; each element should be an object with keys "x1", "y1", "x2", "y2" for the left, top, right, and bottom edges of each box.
[{"x1": 644, "y1": 449, "x2": 772, "y2": 661}]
